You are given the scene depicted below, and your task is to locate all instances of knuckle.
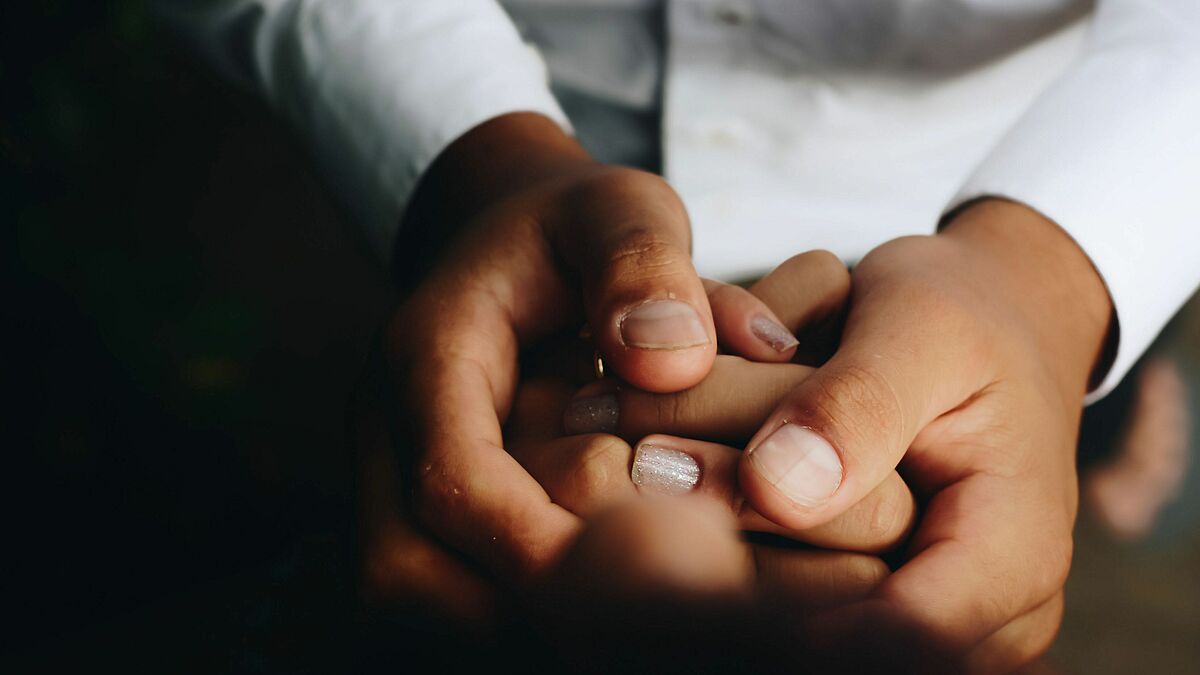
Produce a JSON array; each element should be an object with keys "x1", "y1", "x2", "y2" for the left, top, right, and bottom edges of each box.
[
  {"x1": 706, "y1": 281, "x2": 746, "y2": 311},
  {"x1": 801, "y1": 249, "x2": 851, "y2": 283},
  {"x1": 861, "y1": 485, "x2": 909, "y2": 550},
  {"x1": 568, "y1": 435, "x2": 633, "y2": 501},
  {"x1": 814, "y1": 363, "x2": 907, "y2": 450},
  {"x1": 778, "y1": 249, "x2": 850, "y2": 289},
  {"x1": 606, "y1": 234, "x2": 685, "y2": 282},
  {"x1": 843, "y1": 554, "x2": 890, "y2": 591}
]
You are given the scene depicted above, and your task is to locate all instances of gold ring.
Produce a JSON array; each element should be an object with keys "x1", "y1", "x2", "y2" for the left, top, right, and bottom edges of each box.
[{"x1": 593, "y1": 351, "x2": 606, "y2": 379}]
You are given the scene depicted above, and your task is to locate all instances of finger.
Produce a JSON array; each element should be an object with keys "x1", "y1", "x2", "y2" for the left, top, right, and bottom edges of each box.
[
  {"x1": 798, "y1": 598, "x2": 954, "y2": 671},
  {"x1": 749, "y1": 250, "x2": 850, "y2": 331},
  {"x1": 509, "y1": 433, "x2": 639, "y2": 517},
  {"x1": 622, "y1": 434, "x2": 914, "y2": 554},
  {"x1": 565, "y1": 355, "x2": 813, "y2": 443},
  {"x1": 739, "y1": 257, "x2": 994, "y2": 530},
  {"x1": 360, "y1": 506, "x2": 497, "y2": 629},
  {"x1": 742, "y1": 469, "x2": 916, "y2": 554},
  {"x1": 397, "y1": 288, "x2": 581, "y2": 584},
  {"x1": 875, "y1": 448, "x2": 1075, "y2": 649},
  {"x1": 703, "y1": 279, "x2": 798, "y2": 362},
  {"x1": 752, "y1": 546, "x2": 889, "y2": 610},
  {"x1": 965, "y1": 593, "x2": 1064, "y2": 674},
  {"x1": 507, "y1": 431, "x2": 736, "y2": 521},
  {"x1": 512, "y1": 415, "x2": 914, "y2": 553},
  {"x1": 563, "y1": 357, "x2": 917, "y2": 552},
  {"x1": 547, "y1": 495, "x2": 751, "y2": 602},
  {"x1": 537, "y1": 497, "x2": 761, "y2": 672},
  {"x1": 541, "y1": 499, "x2": 895, "y2": 672},
  {"x1": 350, "y1": 362, "x2": 496, "y2": 628},
  {"x1": 548, "y1": 170, "x2": 717, "y2": 393},
  {"x1": 504, "y1": 377, "x2": 577, "y2": 448},
  {"x1": 749, "y1": 250, "x2": 850, "y2": 363},
  {"x1": 510, "y1": 433, "x2": 742, "y2": 520}
]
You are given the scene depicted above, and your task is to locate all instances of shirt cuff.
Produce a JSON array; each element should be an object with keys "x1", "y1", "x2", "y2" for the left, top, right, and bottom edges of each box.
[
  {"x1": 278, "y1": 1, "x2": 571, "y2": 259},
  {"x1": 161, "y1": 0, "x2": 572, "y2": 259},
  {"x1": 944, "y1": 4, "x2": 1200, "y2": 403}
]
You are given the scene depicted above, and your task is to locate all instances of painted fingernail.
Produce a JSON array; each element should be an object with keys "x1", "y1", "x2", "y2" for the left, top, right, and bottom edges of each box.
[
  {"x1": 564, "y1": 393, "x2": 619, "y2": 435},
  {"x1": 632, "y1": 444, "x2": 700, "y2": 496},
  {"x1": 747, "y1": 424, "x2": 842, "y2": 507},
  {"x1": 750, "y1": 314, "x2": 799, "y2": 352},
  {"x1": 620, "y1": 300, "x2": 709, "y2": 350}
]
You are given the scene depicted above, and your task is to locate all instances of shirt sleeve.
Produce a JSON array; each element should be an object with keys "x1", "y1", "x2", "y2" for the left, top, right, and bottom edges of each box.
[
  {"x1": 156, "y1": 0, "x2": 570, "y2": 259},
  {"x1": 944, "y1": 0, "x2": 1200, "y2": 403}
]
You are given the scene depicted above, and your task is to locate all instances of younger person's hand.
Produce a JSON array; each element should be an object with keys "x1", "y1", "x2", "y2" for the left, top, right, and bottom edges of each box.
[{"x1": 577, "y1": 201, "x2": 1113, "y2": 670}]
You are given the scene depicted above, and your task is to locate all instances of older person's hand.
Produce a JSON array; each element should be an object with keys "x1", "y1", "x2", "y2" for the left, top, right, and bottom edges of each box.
[
  {"x1": 355, "y1": 250, "x2": 914, "y2": 637},
  {"x1": 384, "y1": 111, "x2": 736, "y2": 585}
]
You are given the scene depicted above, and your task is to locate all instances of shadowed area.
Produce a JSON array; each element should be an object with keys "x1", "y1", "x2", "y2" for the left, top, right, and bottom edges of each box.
[{"x1": 5, "y1": 3, "x2": 1197, "y2": 672}]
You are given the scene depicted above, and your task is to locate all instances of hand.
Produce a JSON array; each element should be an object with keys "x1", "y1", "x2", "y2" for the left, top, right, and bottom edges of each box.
[
  {"x1": 585, "y1": 200, "x2": 1113, "y2": 670},
  {"x1": 352, "y1": 346, "x2": 905, "y2": 640},
  {"x1": 535, "y1": 497, "x2": 947, "y2": 673},
  {"x1": 354, "y1": 253, "x2": 909, "y2": 632},
  {"x1": 506, "y1": 374, "x2": 914, "y2": 554},
  {"x1": 382, "y1": 112, "x2": 730, "y2": 584}
]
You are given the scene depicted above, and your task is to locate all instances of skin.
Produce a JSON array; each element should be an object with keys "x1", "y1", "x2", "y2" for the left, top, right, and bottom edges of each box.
[
  {"x1": 745, "y1": 199, "x2": 1112, "y2": 666},
  {"x1": 385, "y1": 111, "x2": 721, "y2": 584},
  {"x1": 381, "y1": 113, "x2": 857, "y2": 590},
  {"x1": 567, "y1": 200, "x2": 1113, "y2": 669},
  {"x1": 363, "y1": 108, "x2": 1113, "y2": 669},
  {"x1": 353, "y1": 348, "x2": 902, "y2": 645},
  {"x1": 539, "y1": 498, "x2": 937, "y2": 673},
  {"x1": 355, "y1": 267, "x2": 911, "y2": 625}
]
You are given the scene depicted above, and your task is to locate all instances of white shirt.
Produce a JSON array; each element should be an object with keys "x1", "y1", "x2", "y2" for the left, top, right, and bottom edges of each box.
[{"x1": 161, "y1": 0, "x2": 1200, "y2": 401}]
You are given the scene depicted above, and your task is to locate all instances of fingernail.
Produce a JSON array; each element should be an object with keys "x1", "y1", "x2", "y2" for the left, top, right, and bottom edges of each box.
[
  {"x1": 620, "y1": 300, "x2": 709, "y2": 350},
  {"x1": 564, "y1": 394, "x2": 619, "y2": 435},
  {"x1": 632, "y1": 444, "x2": 700, "y2": 496},
  {"x1": 747, "y1": 424, "x2": 842, "y2": 507},
  {"x1": 750, "y1": 314, "x2": 799, "y2": 352}
]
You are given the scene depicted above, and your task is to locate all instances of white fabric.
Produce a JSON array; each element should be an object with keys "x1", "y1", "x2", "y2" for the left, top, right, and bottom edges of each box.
[
  {"x1": 158, "y1": 0, "x2": 571, "y2": 256},
  {"x1": 163, "y1": 0, "x2": 1200, "y2": 399},
  {"x1": 945, "y1": 0, "x2": 1200, "y2": 402}
]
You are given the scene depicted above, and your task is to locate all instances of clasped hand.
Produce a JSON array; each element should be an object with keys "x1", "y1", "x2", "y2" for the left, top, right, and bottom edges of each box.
[{"x1": 354, "y1": 114, "x2": 1113, "y2": 673}]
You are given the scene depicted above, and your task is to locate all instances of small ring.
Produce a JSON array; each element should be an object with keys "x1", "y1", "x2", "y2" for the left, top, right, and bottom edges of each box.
[{"x1": 593, "y1": 351, "x2": 606, "y2": 380}]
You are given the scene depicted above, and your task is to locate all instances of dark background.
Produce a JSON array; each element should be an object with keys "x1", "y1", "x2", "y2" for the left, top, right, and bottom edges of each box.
[
  {"x1": 6, "y1": 3, "x2": 391, "y2": 670},
  {"x1": 5, "y1": 2, "x2": 1198, "y2": 672}
]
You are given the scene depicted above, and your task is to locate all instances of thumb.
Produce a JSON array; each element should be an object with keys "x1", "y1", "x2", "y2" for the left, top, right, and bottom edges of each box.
[
  {"x1": 740, "y1": 275, "x2": 990, "y2": 529},
  {"x1": 549, "y1": 170, "x2": 716, "y2": 393}
]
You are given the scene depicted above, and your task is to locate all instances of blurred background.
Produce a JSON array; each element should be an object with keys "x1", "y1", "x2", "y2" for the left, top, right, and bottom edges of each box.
[{"x1": 5, "y1": 3, "x2": 1197, "y2": 672}]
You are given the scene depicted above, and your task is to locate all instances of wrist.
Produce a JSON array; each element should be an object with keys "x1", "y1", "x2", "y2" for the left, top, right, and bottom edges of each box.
[{"x1": 941, "y1": 199, "x2": 1115, "y2": 396}]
